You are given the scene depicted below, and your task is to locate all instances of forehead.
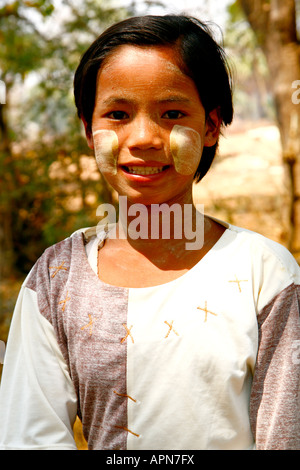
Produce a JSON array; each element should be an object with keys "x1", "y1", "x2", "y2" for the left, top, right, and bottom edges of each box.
[
  {"x1": 100, "y1": 44, "x2": 183, "y2": 72},
  {"x1": 95, "y1": 44, "x2": 198, "y2": 101}
]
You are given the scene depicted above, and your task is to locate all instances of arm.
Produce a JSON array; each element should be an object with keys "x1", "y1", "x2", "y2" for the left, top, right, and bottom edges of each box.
[
  {"x1": 250, "y1": 283, "x2": 300, "y2": 450},
  {"x1": 0, "y1": 283, "x2": 78, "y2": 450}
]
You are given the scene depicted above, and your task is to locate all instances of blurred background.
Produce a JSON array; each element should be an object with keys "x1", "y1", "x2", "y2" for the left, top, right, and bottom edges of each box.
[{"x1": 0, "y1": 0, "x2": 299, "y2": 449}]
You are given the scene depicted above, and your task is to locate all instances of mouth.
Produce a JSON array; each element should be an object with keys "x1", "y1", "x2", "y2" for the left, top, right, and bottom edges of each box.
[{"x1": 122, "y1": 165, "x2": 169, "y2": 175}]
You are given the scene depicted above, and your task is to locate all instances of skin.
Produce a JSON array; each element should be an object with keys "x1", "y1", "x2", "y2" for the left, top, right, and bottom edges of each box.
[
  {"x1": 92, "y1": 125, "x2": 203, "y2": 177},
  {"x1": 84, "y1": 45, "x2": 224, "y2": 287}
]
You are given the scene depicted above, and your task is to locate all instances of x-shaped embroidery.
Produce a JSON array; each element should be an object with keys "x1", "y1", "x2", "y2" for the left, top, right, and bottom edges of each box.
[
  {"x1": 121, "y1": 324, "x2": 134, "y2": 344},
  {"x1": 228, "y1": 275, "x2": 248, "y2": 292},
  {"x1": 114, "y1": 425, "x2": 140, "y2": 438},
  {"x1": 164, "y1": 320, "x2": 179, "y2": 338},
  {"x1": 81, "y1": 314, "x2": 96, "y2": 335},
  {"x1": 49, "y1": 261, "x2": 68, "y2": 278},
  {"x1": 59, "y1": 291, "x2": 70, "y2": 312},
  {"x1": 197, "y1": 301, "x2": 217, "y2": 322},
  {"x1": 113, "y1": 390, "x2": 137, "y2": 403}
]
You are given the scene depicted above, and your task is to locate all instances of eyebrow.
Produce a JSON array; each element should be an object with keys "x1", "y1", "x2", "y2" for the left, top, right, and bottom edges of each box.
[
  {"x1": 101, "y1": 97, "x2": 129, "y2": 106},
  {"x1": 101, "y1": 95, "x2": 191, "y2": 106},
  {"x1": 157, "y1": 96, "x2": 191, "y2": 104}
]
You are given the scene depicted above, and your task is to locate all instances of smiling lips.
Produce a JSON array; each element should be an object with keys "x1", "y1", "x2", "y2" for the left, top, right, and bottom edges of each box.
[{"x1": 122, "y1": 165, "x2": 169, "y2": 175}]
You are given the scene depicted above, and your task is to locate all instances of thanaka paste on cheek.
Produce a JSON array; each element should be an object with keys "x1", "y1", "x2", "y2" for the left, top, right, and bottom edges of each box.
[
  {"x1": 170, "y1": 125, "x2": 202, "y2": 175},
  {"x1": 93, "y1": 129, "x2": 119, "y2": 175}
]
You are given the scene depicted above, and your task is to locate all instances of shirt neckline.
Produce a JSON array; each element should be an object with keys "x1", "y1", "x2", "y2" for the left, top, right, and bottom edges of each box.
[{"x1": 77, "y1": 218, "x2": 234, "y2": 292}]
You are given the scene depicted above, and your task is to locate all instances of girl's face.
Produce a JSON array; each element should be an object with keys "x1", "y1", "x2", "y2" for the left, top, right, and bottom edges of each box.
[{"x1": 86, "y1": 45, "x2": 220, "y2": 205}]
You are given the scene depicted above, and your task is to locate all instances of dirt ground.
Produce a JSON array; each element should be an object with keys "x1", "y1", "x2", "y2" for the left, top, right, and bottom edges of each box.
[{"x1": 193, "y1": 119, "x2": 287, "y2": 245}]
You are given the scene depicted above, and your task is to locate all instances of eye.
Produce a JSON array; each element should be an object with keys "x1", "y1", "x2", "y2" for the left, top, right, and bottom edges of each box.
[
  {"x1": 107, "y1": 110, "x2": 129, "y2": 120},
  {"x1": 162, "y1": 110, "x2": 185, "y2": 119}
]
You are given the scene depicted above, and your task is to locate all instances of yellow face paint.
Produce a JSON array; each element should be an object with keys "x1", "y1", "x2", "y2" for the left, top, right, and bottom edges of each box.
[
  {"x1": 170, "y1": 125, "x2": 202, "y2": 175},
  {"x1": 93, "y1": 129, "x2": 119, "y2": 175}
]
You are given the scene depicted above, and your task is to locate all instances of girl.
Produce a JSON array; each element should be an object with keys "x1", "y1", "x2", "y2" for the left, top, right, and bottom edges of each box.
[{"x1": 0, "y1": 15, "x2": 299, "y2": 450}]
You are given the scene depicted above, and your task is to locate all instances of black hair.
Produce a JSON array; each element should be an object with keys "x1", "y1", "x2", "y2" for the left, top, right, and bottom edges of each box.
[{"x1": 74, "y1": 15, "x2": 234, "y2": 182}]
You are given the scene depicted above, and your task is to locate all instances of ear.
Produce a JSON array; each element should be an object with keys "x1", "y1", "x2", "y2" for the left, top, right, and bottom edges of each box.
[
  {"x1": 82, "y1": 116, "x2": 94, "y2": 149},
  {"x1": 204, "y1": 107, "x2": 222, "y2": 147}
]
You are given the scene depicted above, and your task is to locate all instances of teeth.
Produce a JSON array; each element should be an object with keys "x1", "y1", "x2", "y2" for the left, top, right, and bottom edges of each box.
[{"x1": 125, "y1": 166, "x2": 165, "y2": 175}]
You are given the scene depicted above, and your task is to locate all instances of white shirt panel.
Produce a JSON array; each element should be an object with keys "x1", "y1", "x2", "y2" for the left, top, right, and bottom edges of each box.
[{"x1": 0, "y1": 286, "x2": 78, "y2": 450}]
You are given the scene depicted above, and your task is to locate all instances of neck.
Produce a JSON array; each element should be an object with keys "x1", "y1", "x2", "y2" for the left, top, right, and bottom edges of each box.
[{"x1": 113, "y1": 194, "x2": 205, "y2": 254}]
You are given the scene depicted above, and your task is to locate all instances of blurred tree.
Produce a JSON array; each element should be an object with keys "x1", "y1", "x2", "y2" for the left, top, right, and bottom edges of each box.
[
  {"x1": 0, "y1": 0, "x2": 54, "y2": 278},
  {"x1": 231, "y1": 0, "x2": 300, "y2": 256},
  {"x1": 225, "y1": 4, "x2": 273, "y2": 120},
  {"x1": 0, "y1": 0, "x2": 135, "y2": 279}
]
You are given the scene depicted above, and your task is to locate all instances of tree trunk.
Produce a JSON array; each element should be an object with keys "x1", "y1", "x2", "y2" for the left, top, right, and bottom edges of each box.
[
  {"x1": 0, "y1": 90, "x2": 16, "y2": 281},
  {"x1": 239, "y1": 0, "x2": 300, "y2": 257}
]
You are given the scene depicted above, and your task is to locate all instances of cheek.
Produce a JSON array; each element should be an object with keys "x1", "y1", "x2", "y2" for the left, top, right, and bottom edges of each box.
[
  {"x1": 93, "y1": 129, "x2": 119, "y2": 175},
  {"x1": 170, "y1": 125, "x2": 202, "y2": 175}
]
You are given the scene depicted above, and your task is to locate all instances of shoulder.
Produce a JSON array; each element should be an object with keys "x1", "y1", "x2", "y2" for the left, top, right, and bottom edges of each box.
[
  {"x1": 224, "y1": 223, "x2": 300, "y2": 313},
  {"x1": 27, "y1": 227, "x2": 95, "y2": 279},
  {"x1": 24, "y1": 229, "x2": 91, "y2": 314},
  {"x1": 228, "y1": 224, "x2": 300, "y2": 281},
  {"x1": 210, "y1": 216, "x2": 300, "y2": 311},
  {"x1": 25, "y1": 234, "x2": 75, "y2": 292}
]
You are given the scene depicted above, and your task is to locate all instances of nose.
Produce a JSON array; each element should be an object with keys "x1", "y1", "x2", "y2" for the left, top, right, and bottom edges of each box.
[{"x1": 126, "y1": 114, "x2": 163, "y2": 151}]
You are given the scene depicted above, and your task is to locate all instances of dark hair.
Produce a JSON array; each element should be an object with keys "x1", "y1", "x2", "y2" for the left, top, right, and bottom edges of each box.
[{"x1": 74, "y1": 15, "x2": 234, "y2": 182}]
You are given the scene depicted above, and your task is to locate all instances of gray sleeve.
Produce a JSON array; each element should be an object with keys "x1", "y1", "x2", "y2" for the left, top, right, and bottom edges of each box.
[{"x1": 250, "y1": 283, "x2": 300, "y2": 450}]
